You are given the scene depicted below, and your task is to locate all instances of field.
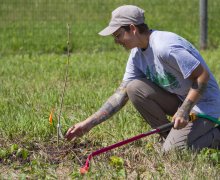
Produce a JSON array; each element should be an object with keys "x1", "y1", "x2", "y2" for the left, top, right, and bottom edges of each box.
[{"x1": 0, "y1": 0, "x2": 220, "y2": 179}]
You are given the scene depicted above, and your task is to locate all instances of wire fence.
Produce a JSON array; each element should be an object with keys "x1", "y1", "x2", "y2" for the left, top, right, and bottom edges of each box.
[{"x1": 0, "y1": 0, "x2": 219, "y2": 55}]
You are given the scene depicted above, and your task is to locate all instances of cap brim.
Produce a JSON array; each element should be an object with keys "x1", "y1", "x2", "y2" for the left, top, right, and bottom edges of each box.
[{"x1": 98, "y1": 26, "x2": 120, "y2": 36}]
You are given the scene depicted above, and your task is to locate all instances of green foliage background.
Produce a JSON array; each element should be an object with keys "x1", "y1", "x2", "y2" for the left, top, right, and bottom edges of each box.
[{"x1": 0, "y1": 0, "x2": 219, "y2": 55}]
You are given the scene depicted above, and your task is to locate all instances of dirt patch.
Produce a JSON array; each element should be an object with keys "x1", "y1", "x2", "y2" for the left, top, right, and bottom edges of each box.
[
  {"x1": 35, "y1": 139, "x2": 92, "y2": 164},
  {"x1": 0, "y1": 136, "x2": 96, "y2": 166}
]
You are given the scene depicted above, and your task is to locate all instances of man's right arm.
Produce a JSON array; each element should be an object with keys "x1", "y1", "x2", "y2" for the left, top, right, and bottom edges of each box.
[
  {"x1": 65, "y1": 81, "x2": 130, "y2": 141},
  {"x1": 89, "y1": 80, "x2": 130, "y2": 127}
]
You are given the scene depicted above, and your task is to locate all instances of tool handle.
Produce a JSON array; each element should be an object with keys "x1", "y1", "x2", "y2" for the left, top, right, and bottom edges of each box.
[
  {"x1": 158, "y1": 114, "x2": 197, "y2": 133},
  {"x1": 197, "y1": 113, "x2": 220, "y2": 125},
  {"x1": 158, "y1": 113, "x2": 200, "y2": 132},
  {"x1": 157, "y1": 122, "x2": 174, "y2": 132}
]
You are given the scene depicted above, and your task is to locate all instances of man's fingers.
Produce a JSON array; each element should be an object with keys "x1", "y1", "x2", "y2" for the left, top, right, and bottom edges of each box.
[
  {"x1": 173, "y1": 120, "x2": 179, "y2": 129},
  {"x1": 65, "y1": 126, "x2": 84, "y2": 141},
  {"x1": 65, "y1": 122, "x2": 89, "y2": 141},
  {"x1": 65, "y1": 126, "x2": 75, "y2": 137},
  {"x1": 65, "y1": 130, "x2": 77, "y2": 141},
  {"x1": 173, "y1": 119, "x2": 188, "y2": 129}
]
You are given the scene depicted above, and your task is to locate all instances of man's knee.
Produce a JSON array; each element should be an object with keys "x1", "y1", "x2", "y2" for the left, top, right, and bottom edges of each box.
[
  {"x1": 127, "y1": 78, "x2": 156, "y2": 102},
  {"x1": 162, "y1": 127, "x2": 191, "y2": 152},
  {"x1": 126, "y1": 79, "x2": 148, "y2": 104},
  {"x1": 126, "y1": 79, "x2": 141, "y2": 98}
]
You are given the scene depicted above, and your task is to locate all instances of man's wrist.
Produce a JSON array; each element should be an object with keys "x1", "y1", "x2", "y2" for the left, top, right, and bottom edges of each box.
[
  {"x1": 87, "y1": 111, "x2": 107, "y2": 128},
  {"x1": 176, "y1": 108, "x2": 190, "y2": 120},
  {"x1": 177, "y1": 99, "x2": 194, "y2": 119}
]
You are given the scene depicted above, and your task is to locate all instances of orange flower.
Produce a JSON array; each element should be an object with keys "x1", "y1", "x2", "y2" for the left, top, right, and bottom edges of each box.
[{"x1": 49, "y1": 109, "x2": 54, "y2": 125}]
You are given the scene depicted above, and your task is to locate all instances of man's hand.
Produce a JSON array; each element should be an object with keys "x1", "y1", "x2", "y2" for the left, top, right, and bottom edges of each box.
[
  {"x1": 65, "y1": 121, "x2": 92, "y2": 141},
  {"x1": 172, "y1": 108, "x2": 189, "y2": 129}
]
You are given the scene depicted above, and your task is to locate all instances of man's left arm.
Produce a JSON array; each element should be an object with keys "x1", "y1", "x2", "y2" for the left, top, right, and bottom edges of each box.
[{"x1": 173, "y1": 64, "x2": 210, "y2": 129}]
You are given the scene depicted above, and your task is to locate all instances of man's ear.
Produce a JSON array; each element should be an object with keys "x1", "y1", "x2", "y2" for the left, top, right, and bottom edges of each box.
[{"x1": 129, "y1": 24, "x2": 137, "y2": 35}]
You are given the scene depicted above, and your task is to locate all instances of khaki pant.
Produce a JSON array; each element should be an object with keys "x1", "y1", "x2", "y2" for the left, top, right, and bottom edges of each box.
[{"x1": 126, "y1": 78, "x2": 220, "y2": 151}]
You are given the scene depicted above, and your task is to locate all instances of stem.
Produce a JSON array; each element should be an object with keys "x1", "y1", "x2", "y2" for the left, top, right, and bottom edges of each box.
[{"x1": 57, "y1": 24, "x2": 71, "y2": 146}]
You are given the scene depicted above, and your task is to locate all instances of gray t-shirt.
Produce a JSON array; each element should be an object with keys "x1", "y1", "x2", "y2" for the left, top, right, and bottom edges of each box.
[{"x1": 123, "y1": 30, "x2": 220, "y2": 118}]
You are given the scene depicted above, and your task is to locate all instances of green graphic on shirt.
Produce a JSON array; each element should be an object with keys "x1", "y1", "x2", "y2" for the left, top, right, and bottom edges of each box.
[{"x1": 146, "y1": 66, "x2": 180, "y2": 89}]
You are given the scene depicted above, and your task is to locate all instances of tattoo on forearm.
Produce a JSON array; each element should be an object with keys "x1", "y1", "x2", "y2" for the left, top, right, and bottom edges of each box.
[
  {"x1": 91, "y1": 81, "x2": 130, "y2": 126},
  {"x1": 177, "y1": 99, "x2": 194, "y2": 118},
  {"x1": 192, "y1": 81, "x2": 207, "y2": 95}
]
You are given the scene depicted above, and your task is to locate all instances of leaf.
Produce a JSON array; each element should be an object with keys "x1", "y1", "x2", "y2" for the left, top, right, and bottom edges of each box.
[
  {"x1": 0, "y1": 149, "x2": 8, "y2": 159},
  {"x1": 10, "y1": 144, "x2": 19, "y2": 154},
  {"x1": 16, "y1": 148, "x2": 29, "y2": 160},
  {"x1": 109, "y1": 156, "x2": 124, "y2": 169},
  {"x1": 21, "y1": 149, "x2": 29, "y2": 160}
]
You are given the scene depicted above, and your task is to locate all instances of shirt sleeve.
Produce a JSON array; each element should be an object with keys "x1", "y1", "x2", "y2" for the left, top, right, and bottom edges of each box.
[{"x1": 168, "y1": 47, "x2": 200, "y2": 79}]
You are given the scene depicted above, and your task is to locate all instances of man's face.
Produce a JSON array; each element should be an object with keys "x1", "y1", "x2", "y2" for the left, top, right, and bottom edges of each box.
[{"x1": 112, "y1": 27, "x2": 135, "y2": 50}]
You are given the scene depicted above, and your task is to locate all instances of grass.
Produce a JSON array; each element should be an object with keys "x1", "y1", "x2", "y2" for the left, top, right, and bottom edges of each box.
[
  {"x1": 1, "y1": 50, "x2": 220, "y2": 179},
  {"x1": 0, "y1": 0, "x2": 220, "y2": 55},
  {"x1": 0, "y1": 0, "x2": 220, "y2": 179}
]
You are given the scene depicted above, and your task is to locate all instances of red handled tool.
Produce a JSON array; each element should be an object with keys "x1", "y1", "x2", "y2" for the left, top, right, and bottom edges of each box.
[
  {"x1": 80, "y1": 113, "x2": 219, "y2": 174},
  {"x1": 80, "y1": 122, "x2": 174, "y2": 174}
]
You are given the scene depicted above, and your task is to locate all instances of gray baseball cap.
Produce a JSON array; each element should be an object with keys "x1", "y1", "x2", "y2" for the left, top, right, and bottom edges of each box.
[{"x1": 98, "y1": 5, "x2": 145, "y2": 36}]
